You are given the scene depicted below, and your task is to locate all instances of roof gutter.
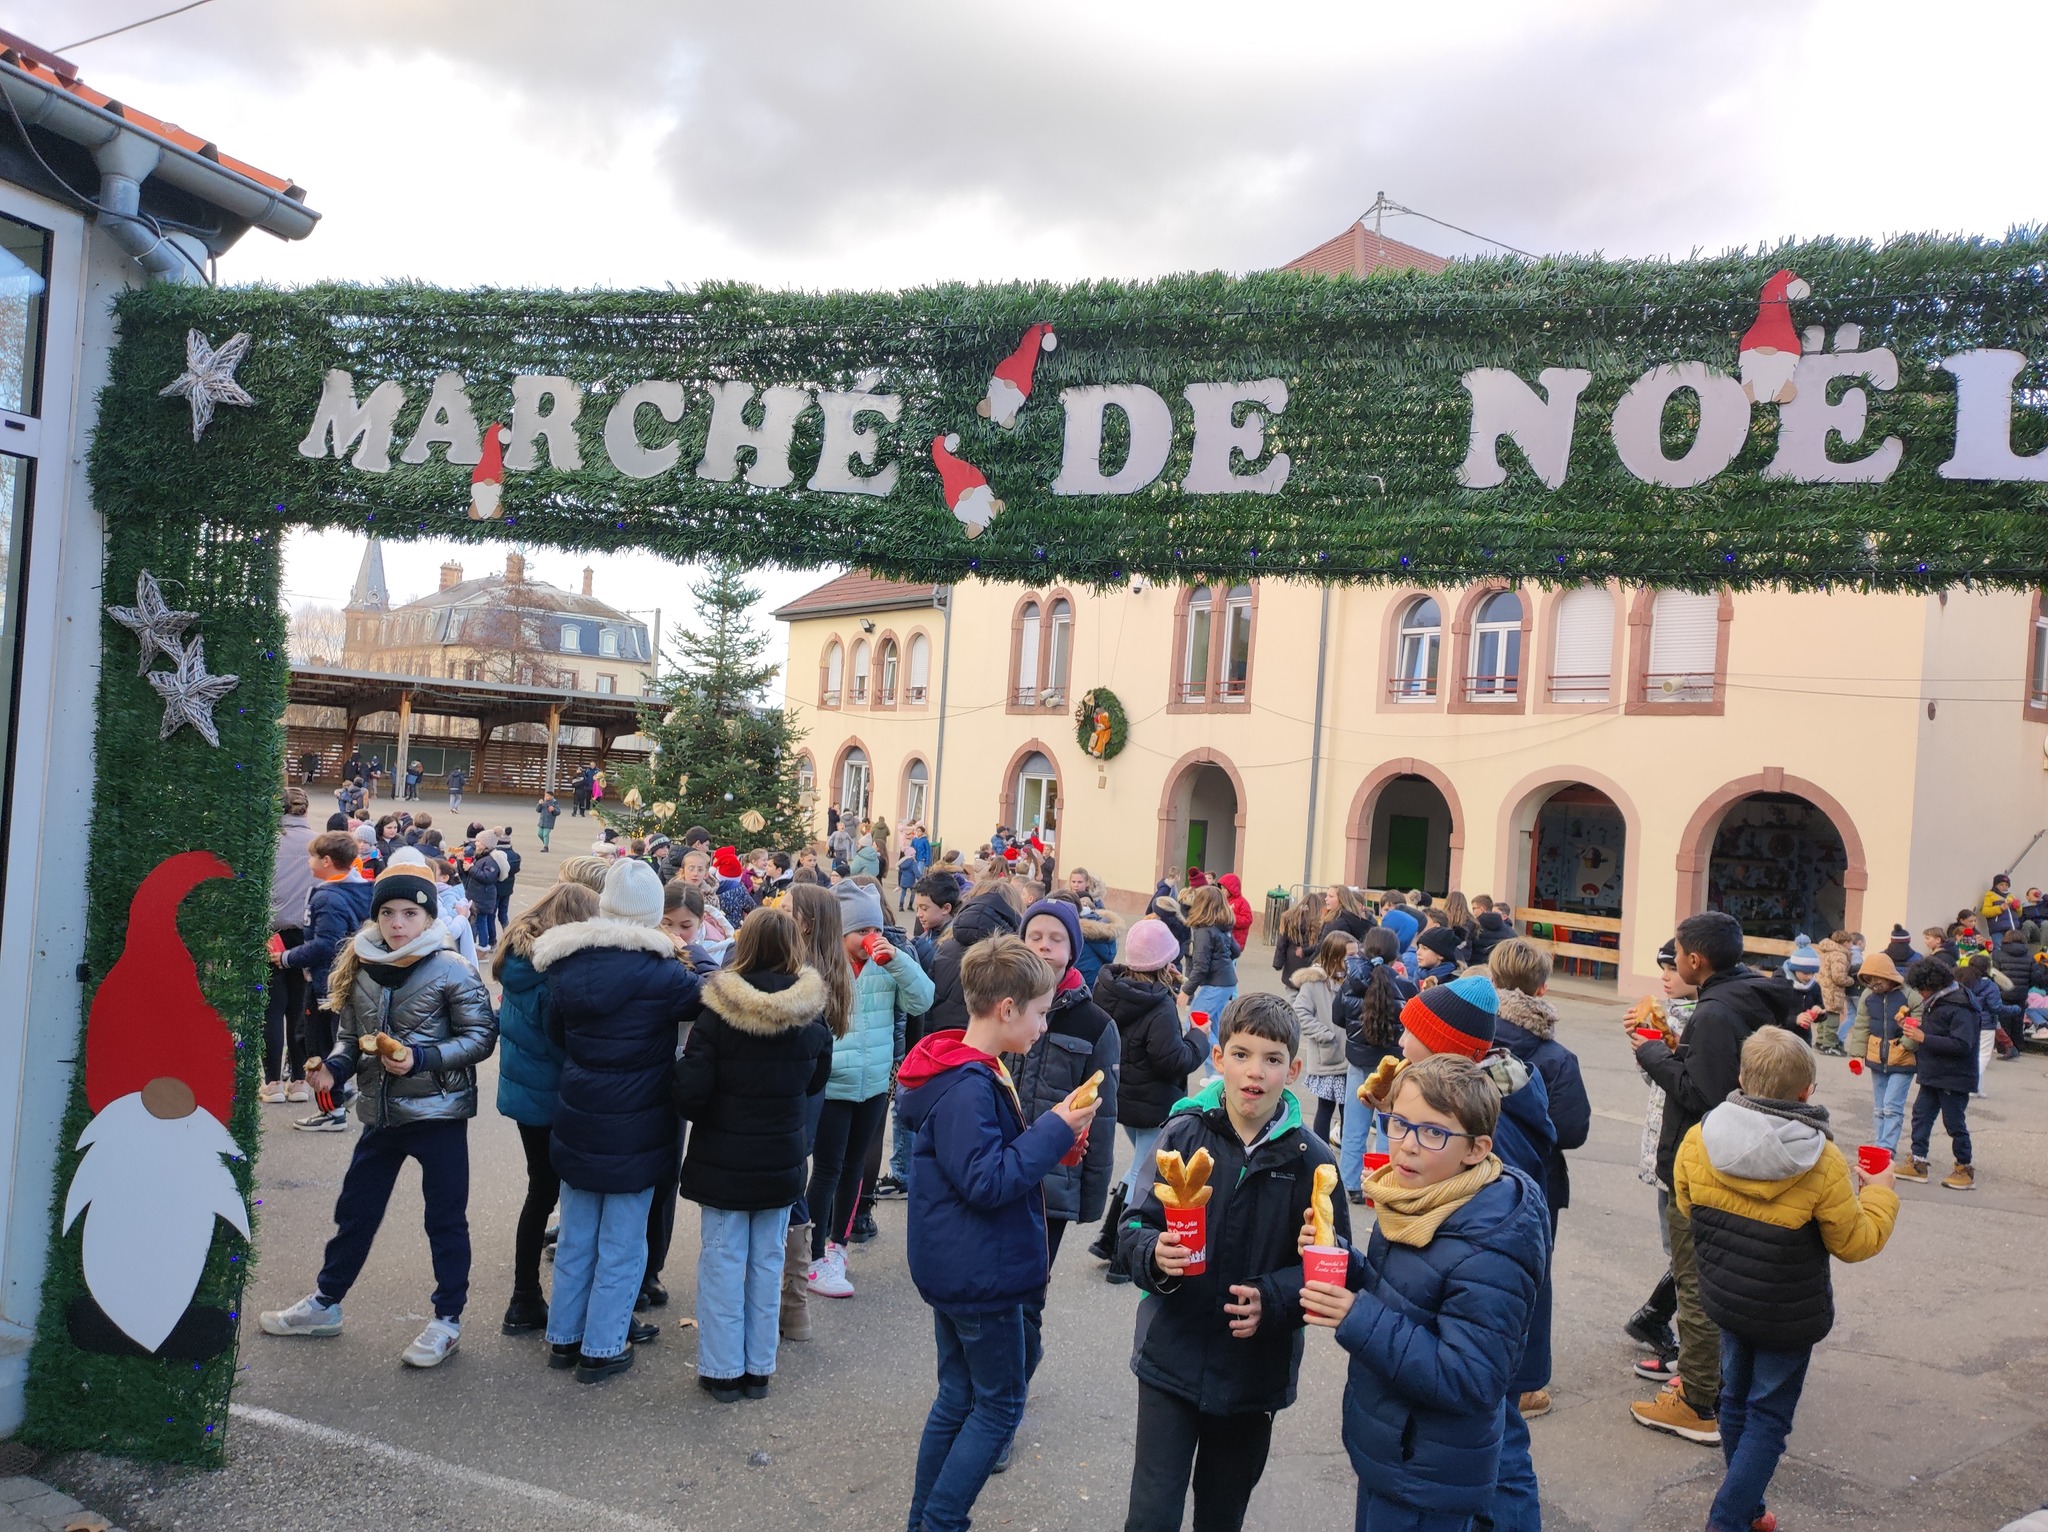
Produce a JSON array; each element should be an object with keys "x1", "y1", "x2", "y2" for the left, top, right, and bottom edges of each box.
[{"x1": 0, "y1": 55, "x2": 318, "y2": 279}]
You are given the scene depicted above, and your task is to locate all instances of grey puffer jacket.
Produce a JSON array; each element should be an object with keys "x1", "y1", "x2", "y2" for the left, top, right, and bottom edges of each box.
[{"x1": 328, "y1": 928, "x2": 498, "y2": 1127}]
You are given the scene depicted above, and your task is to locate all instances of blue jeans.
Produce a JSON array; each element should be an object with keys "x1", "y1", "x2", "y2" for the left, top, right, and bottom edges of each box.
[
  {"x1": 1356, "y1": 1491, "x2": 1472, "y2": 1532},
  {"x1": 696, "y1": 1204, "x2": 790, "y2": 1380},
  {"x1": 1709, "y1": 1334, "x2": 1811, "y2": 1532},
  {"x1": 1340, "y1": 1064, "x2": 1388, "y2": 1192},
  {"x1": 908, "y1": 1305, "x2": 1032, "y2": 1532},
  {"x1": 890, "y1": 1094, "x2": 914, "y2": 1184},
  {"x1": 1487, "y1": 1394, "x2": 1541, "y2": 1532},
  {"x1": 1121, "y1": 1122, "x2": 1164, "y2": 1200},
  {"x1": 1191, "y1": 986, "x2": 1236, "y2": 1077},
  {"x1": 1870, "y1": 1070, "x2": 1912, "y2": 1154},
  {"x1": 546, "y1": 1184, "x2": 654, "y2": 1360},
  {"x1": 471, "y1": 905, "x2": 498, "y2": 949}
]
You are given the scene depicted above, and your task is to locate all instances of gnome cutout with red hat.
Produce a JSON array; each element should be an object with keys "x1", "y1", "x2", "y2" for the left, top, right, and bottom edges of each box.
[
  {"x1": 931, "y1": 434, "x2": 1004, "y2": 538},
  {"x1": 1738, "y1": 269, "x2": 1811, "y2": 405},
  {"x1": 63, "y1": 850, "x2": 249, "y2": 1359},
  {"x1": 978, "y1": 323, "x2": 1057, "y2": 430},
  {"x1": 469, "y1": 422, "x2": 510, "y2": 519}
]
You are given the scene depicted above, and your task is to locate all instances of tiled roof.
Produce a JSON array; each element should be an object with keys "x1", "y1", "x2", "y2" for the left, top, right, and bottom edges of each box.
[
  {"x1": 0, "y1": 27, "x2": 300, "y2": 197},
  {"x1": 402, "y1": 573, "x2": 636, "y2": 623},
  {"x1": 1281, "y1": 222, "x2": 1451, "y2": 279},
  {"x1": 773, "y1": 571, "x2": 940, "y2": 621}
]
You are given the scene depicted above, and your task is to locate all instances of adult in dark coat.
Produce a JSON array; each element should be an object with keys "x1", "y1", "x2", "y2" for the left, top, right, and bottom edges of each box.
[{"x1": 920, "y1": 887, "x2": 1022, "y2": 1035}]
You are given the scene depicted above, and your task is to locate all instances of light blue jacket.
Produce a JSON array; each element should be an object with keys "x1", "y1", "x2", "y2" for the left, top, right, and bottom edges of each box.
[{"x1": 827, "y1": 944, "x2": 934, "y2": 1101}]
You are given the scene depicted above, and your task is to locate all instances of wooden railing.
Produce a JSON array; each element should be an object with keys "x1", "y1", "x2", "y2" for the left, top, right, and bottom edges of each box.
[{"x1": 1520, "y1": 911, "x2": 1622, "y2": 966}]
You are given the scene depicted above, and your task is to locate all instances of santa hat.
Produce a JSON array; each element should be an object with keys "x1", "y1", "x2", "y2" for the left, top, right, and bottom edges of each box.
[
  {"x1": 86, "y1": 850, "x2": 236, "y2": 1124},
  {"x1": 1002, "y1": 844, "x2": 1021, "y2": 863},
  {"x1": 1027, "y1": 830, "x2": 1046, "y2": 854},
  {"x1": 980, "y1": 323, "x2": 1056, "y2": 429},
  {"x1": 714, "y1": 845, "x2": 744, "y2": 879},
  {"x1": 1739, "y1": 269, "x2": 1809, "y2": 357},
  {"x1": 930, "y1": 435, "x2": 1003, "y2": 537},
  {"x1": 470, "y1": 422, "x2": 508, "y2": 519}
]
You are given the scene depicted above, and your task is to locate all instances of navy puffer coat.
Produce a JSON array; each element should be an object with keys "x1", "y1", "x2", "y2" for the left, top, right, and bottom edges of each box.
[{"x1": 534, "y1": 919, "x2": 701, "y2": 1192}]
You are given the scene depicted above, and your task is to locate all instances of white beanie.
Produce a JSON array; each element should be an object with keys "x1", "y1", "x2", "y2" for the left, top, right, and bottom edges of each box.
[{"x1": 599, "y1": 858, "x2": 664, "y2": 927}]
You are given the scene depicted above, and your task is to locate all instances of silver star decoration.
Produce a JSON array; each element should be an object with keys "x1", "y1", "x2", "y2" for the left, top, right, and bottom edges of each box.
[
  {"x1": 106, "y1": 570, "x2": 197, "y2": 675},
  {"x1": 146, "y1": 636, "x2": 239, "y2": 747},
  {"x1": 158, "y1": 328, "x2": 254, "y2": 442}
]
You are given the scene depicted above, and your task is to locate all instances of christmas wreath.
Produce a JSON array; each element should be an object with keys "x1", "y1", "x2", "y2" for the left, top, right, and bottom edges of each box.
[{"x1": 1075, "y1": 687, "x2": 1129, "y2": 762}]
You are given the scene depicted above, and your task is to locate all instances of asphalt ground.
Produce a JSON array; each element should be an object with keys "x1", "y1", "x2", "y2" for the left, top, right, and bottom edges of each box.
[{"x1": 42, "y1": 802, "x2": 2048, "y2": 1530}]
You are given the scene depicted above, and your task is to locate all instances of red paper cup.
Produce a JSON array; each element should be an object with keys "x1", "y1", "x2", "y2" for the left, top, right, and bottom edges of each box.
[
  {"x1": 1856, "y1": 1144, "x2": 1892, "y2": 1175},
  {"x1": 1848, "y1": 1057, "x2": 1865, "y2": 1076},
  {"x1": 1633, "y1": 1027, "x2": 1665, "y2": 1043},
  {"x1": 1060, "y1": 1127, "x2": 1088, "y2": 1167},
  {"x1": 1302, "y1": 1244, "x2": 1349, "y2": 1286},
  {"x1": 1189, "y1": 1010, "x2": 1210, "y2": 1029},
  {"x1": 1361, "y1": 1152, "x2": 1391, "y2": 1208},
  {"x1": 1164, "y1": 1206, "x2": 1207, "y2": 1275},
  {"x1": 860, "y1": 931, "x2": 883, "y2": 960}
]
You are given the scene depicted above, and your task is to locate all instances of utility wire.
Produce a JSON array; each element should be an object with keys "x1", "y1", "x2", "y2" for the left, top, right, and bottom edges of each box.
[
  {"x1": 59, "y1": 0, "x2": 218, "y2": 52},
  {"x1": 1362, "y1": 190, "x2": 1538, "y2": 260}
]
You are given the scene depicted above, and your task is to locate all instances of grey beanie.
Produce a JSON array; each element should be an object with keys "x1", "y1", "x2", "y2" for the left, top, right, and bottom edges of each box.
[{"x1": 833, "y1": 880, "x2": 886, "y2": 935}]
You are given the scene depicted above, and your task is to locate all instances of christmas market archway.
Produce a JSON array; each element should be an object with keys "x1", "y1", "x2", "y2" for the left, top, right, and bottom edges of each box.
[{"x1": 32, "y1": 231, "x2": 2048, "y2": 1460}]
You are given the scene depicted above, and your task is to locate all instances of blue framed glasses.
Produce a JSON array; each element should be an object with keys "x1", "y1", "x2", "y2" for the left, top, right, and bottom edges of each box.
[{"x1": 1373, "y1": 1111, "x2": 1475, "y2": 1153}]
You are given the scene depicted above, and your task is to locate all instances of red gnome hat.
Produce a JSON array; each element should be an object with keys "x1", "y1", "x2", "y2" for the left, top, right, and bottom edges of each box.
[
  {"x1": 992, "y1": 323, "x2": 1055, "y2": 398},
  {"x1": 931, "y1": 434, "x2": 989, "y2": 508},
  {"x1": 86, "y1": 850, "x2": 236, "y2": 1123},
  {"x1": 1739, "y1": 270, "x2": 1807, "y2": 356},
  {"x1": 470, "y1": 422, "x2": 508, "y2": 519}
]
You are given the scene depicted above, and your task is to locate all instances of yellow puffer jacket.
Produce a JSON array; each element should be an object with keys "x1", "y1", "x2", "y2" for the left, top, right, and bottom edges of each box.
[{"x1": 1674, "y1": 1102, "x2": 1898, "y2": 1349}]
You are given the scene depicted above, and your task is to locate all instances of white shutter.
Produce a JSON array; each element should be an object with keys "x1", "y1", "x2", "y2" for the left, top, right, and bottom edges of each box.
[
  {"x1": 908, "y1": 633, "x2": 930, "y2": 690},
  {"x1": 1646, "y1": 591, "x2": 1719, "y2": 701},
  {"x1": 1549, "y1": 587, "x2": 1612, "y2": 701}
]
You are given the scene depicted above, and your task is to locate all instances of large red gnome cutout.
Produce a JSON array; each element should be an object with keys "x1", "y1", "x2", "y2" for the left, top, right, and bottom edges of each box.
[
  {"x1": 1738, "y1": 269, "x2": 1811, "y2": 405},
  {"x1": 469, "y1": 421, "x2": 509, "y2": 519},
  {"x1": 931, "y1": 434, "x2": 1004, "y2": 538},
  {"x1": 978, "y1": 323, "x2": 1056, "y2": 430},
  {"x1": 63, "y1": 851, "x2": 249, "y2": 1357}
]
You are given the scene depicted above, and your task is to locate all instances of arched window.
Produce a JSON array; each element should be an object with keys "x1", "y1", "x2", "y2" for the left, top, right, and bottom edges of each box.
[
  {"x1": 1467, "y1": 590, "x2": 1523, "y2": 700},
  {"x1": 1394, "y1": 597, "x2": 1440, "y2": 701},
  {"x1": 599, "y1": 627, "x2": 619, "y2": 657},
  {"x1": 1221, "y1": 586, "x2": 1253, "y2": 700},
  {"x1": 850, "y1": 638, "x2": 870, "y2": 704},
  {"x1": 822, "y1": 640, "x2": 843, "y2": 707},
  {"x1": 1549, "y1": 586, "x2": 1613, "y2": 703},
  {"x1": 796, "y1": 753, "x2": 816, "y2": 802},
  {"x1": 1017, "y1": 751, "x2": 1059, "y2": 842},
  {"x1": 904, "y1": 758, "x2": 930, "y2": 825},
  {"x1": 1046, "y1": 598, "x2": 1073, "y2": 705},
  {"x1": 877, "y1": 638, "x2": 899, "y2": 705},
  {"x1": 1645, "y1": 590, "x2": 1719, "y2": 702},
  {"x1": 1015, "y1": 601, "x2": 1041, "y2": 706},
  {"x1": 839, "y1": 747, "x2": 871, "y2": 820},
  {"x1": 1181, "y1": 586, "x2": 1213, "y2": 703},
  {"x1": 908, "y1": 633, "x2": 932, "y2": 705}
]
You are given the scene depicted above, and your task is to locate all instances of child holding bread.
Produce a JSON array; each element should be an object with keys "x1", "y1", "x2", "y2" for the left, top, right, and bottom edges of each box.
[
  {"x1": 895, "y1": 936, "x2": 1100, "y2": 1532},
  {"x1": 259, "y1": 861, "x2": 498, "y2": 1367},
  {"x1": 1117, "y1": 993, "x2": 1346, "y2": 1532},
  {"x1": 1301, "y1": 1054, "x2": 1549, "y2": 1532}
]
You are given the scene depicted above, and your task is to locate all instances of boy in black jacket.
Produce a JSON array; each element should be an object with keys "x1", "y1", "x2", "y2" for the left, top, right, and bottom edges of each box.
[{"x1": 1117, "y1": 993, "x2": 1346, "y2": 1532}]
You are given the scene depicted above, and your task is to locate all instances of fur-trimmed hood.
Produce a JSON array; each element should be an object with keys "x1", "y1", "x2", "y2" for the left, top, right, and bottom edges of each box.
[
  {"x1": 701, "y1": 967, "x2": 829, "y2": 1036},
  {"x1": 1290, "y1": 966, "x2": 1335, "y2": 990},
  {"x1": 1078, "y1": 906, "x2": 1125, "y2": 943},
  {"x1": 531, "y1": 918, "x2": 680, "y2": 971},
  {"x1": 1494, "y1": 988, "x2": 1559, "y2": 1041}
]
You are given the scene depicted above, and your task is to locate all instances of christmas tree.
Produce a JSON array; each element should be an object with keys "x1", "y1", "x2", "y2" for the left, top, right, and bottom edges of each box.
[{"x1": 600, "y1": 561, "x2": 810, "y2": 849}]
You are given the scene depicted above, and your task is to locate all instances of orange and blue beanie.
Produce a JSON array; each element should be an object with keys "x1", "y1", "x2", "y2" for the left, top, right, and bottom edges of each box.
[{"x1": 1399, "y1": 973, "x2": 1499, "y2": 1061}]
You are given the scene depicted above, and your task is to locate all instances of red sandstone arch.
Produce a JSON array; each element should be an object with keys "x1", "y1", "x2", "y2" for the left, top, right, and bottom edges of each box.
[
  {"x1": 1155, "y1": 747, "x2": 1249, "y2": 882},
  {"x1": 1343, "y1": 758, "x2": 1465, "y2": 891},
  {"x1": 1675, "y1": 768, "x2": 1869, "y2": 934}
]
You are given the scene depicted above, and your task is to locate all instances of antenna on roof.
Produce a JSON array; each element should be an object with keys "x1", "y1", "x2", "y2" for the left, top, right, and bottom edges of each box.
[{"x1": 1359, "y1": 191, "x2": 1537, "y2": 260}]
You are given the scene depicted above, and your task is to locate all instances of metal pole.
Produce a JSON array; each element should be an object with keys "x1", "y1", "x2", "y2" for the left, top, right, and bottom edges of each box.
[
  {"x1": 1302, "y1": 585, "x2": 1331, "y2": 888},
  {"x1": 544, "y1": 702, "x2": 562, "y2": 795},
  {"x1": 930, "y1": 587, "x2": 954, "y2": 840}
]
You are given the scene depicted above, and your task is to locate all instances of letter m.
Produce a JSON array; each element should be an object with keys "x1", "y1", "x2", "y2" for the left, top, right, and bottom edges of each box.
[{"x1": 297, "y1": 370, "x2": 407, "y2": 473}]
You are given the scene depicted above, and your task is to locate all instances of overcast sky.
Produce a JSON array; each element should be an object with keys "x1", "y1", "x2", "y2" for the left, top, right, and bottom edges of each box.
[{"x1": 30, "y1": 0, "x2": 2048, "y2": 644}]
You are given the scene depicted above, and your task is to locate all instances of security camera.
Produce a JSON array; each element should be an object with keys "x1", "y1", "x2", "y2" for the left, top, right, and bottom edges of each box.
[
  {"x1": 1129, "y1": 575, "x2": 1148, "y2": 595},
  {"x1": 858, "y1": 618, "x2": 875, "y2": 633}
]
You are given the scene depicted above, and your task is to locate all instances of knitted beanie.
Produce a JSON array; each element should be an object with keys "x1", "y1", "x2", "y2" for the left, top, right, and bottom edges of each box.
[
  {"x1": 1399, "y1": 973, "x2": 1499, "y2": 1061},
  {"x1": 599, "y1": 857, "x2": 664, "y2": 927},
  {"x1": 369, "y1": 862, "x2": 437, "y2": 918},
  {"x1": 1418, "y1": 926, "x2": 1462, "y2": 962},
  {"x1": 833, "y1": 880, "x2": 885, "y2": 934},
  {"x1": 1124, "y1": 916, "x2": 1182, "y2": 973}
]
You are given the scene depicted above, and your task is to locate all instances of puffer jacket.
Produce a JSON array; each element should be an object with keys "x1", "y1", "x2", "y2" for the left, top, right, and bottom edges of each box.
[
  {"x1": 1859, "y1": 986, "x2": 1917, "y2": 1073},
  {"x1": 1469, "y1": 910, "x2": 1512, "y2": 963},
  {"x1": 1995, "y1": 938, "x2": 2035, "y2": 991},
  {"x1": 1287, "y1": 968, "x2": 1349, "y2": 1077},
  {"x1": 1816, "y1": 937, "x2": 1854, "y2": 1016},
  {"x1": 1336, "y1": 1163, "x2": 1549, "y2": 1515},
  {"x1": 922, "y1": 890, "x2": 1021, "y2": 1034},
  {"x1": 1005, "y1": 969, "x2": 1121, "y2": 1223},
  {"x1": 1636, "y1": 965, "x2": 1798, "y2": 1188},
  {"x1": 282, "y1": 875, "x2": 373, "y2": 1004},
  {"x1": 1218, "y1": 873, "x2": 1254, "y2": 953},
  {"x1": 1332, "y1": 953, "x2": 1417, "y2": 1072},
  {"x1": 1910, "y1": 984, "x2": 1980, "y2": 1093},
  {"x1": 1182, "y1": 924, "x2": 1239, "y2": 993},
  {"x1": 534, "y1": 919, "x2": 701, "y2": 1193},
  {"x1": 1150, "y1": 884, "x2": 1192, "y2": 958},
  {"x1": 493, "y1": 949, "x2": 563, "y2": 1126},
  {"x1": 1492, "y1": 990, "x2": 1591, "y2": 1213},
  {"x1": 1675, "y1": 1096, "x2": 1898, "y2": 1350},
  {"x1": 1096, "y1": 966, "x2": 1207, "y2": 1129},
  {"x1": 269, "y1": 812, "x2": 316, "y2": 930},
  {"x1": 827, "y1": 940, "x2": 933, "y2": 1101},
  {"x1": 462, "y1": 847, "x2": 502, "y2": 917},
  {"x1": 1482, "y1": 1054, "x2": 1556, "y2": 1393},
  {"x1": 1075, "y1": 905, "x2": 1124, "y2": 987},
  {"x1": 674, "y1": 967, "x2": 834, "y2": 1211},
  {"x1": 327, "y1": 928, "x2": 497, "y2": 1127},
  {"x1": 1120, "y1": 1079, "x2": 1343, "y2": 1416}
]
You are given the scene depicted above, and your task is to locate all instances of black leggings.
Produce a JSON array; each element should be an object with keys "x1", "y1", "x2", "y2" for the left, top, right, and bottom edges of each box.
[
  {"x1": 263, "y1": 929, "x2": 309, "y2": 1082},
  {"x1": 644, "y1": 1123, "x2": 685, "y2": 1289},
  {"x1": 808, "y1": 1093, "x2": 890, "y2": 1257},
  {"x1": 1311, "y1": 1095, "x2": 1338, "y2": 1144},
  {"x1": 513, "y1": 1122, "x2": 561, "y2": 1303}
]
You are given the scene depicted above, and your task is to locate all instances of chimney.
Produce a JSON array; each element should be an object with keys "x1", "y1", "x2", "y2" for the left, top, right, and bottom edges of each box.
[
  {"x1": 439, "y1": 561, "x2": 463, "y2": 590},
  {"x1": 581, "y1": 566, "x2": 594, "y2": 597},
  {"x1": 506, "y1": 551, "x2": 526, "y2": 583}
]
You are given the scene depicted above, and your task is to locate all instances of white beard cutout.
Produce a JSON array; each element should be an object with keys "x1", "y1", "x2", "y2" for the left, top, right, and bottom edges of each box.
[{"x1": 62, "y1": 1092, "x2": 249, "y2": 1353}]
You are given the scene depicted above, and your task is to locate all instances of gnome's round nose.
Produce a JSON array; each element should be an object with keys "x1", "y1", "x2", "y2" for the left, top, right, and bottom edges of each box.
[{"x1": 141, "y1": 1076, "x2": 198, "y2": 1119}]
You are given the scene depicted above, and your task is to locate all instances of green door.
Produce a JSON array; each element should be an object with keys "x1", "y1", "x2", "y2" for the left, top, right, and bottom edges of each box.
[
  {"x1": 1384, "y1": 815, "x2": 1429, "y2": 891},
  {"x1": 1186, "y1": 820, "x2": 1208, "y2": 873}
]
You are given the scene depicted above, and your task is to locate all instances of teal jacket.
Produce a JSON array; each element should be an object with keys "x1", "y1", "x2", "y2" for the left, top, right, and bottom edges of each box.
[{"x1": 827, "y1": 944, "x2": 933, "y2": 1101}]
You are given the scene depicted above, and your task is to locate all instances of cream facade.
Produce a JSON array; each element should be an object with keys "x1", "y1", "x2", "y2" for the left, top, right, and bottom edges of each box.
[{"x1": 778, "y1": 572, "x2": 2048, "y2": 993}]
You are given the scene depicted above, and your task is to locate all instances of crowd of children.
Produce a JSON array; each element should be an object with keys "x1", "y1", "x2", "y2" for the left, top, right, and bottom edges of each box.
[{"x1": 260, "y1": 788, "x2": 2038, "y2": 1530}]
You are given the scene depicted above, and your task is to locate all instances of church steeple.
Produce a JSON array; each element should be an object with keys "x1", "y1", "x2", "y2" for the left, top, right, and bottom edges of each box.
[{"x1": 347, "y1": 538, "x2": 389, "y2": 612}]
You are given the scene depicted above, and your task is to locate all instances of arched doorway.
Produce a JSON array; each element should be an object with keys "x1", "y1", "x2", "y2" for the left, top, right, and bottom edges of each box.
[
  {"x1": 1349, "y1": 768, "x2": 1458, "y2": 896},
  {"x1": 1706, "y1": 792, "x2": 1850, "y2": 940},
  {"x1": 834, "y1": 743, "x2": 872, "y2": 823},
  {"x1": 1502, "y1": 776, "x2": 1632, "y2": 981},
  {"x1": 1157, "y1": 749, "x2": 1246, "y2": 881}
]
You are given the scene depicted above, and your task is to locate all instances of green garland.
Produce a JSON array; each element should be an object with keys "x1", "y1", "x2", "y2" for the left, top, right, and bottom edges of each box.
[
  {"x1": 31, "y1": 230, "x2": 2048, "y2": 1463},
  {"x1": 1075, "y1": 687, "x2": 1129, "y2": 761}
]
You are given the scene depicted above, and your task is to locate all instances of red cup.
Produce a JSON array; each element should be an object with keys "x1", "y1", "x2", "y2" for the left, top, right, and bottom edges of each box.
[
  {"x1": 1848, "y1": 1057, "x2": 1865, "y2": 1076},
  {"x1": 1633, "y1": 1027, "x2": 1665, "y2": 1044},
  {"x1": 1060, "y1": 1126, "x2": 1088, "y2": 1167},
  {"x1": 860, "y1": 931, "x2": 883, "y2": 960},
  {"x1": 1302, "y1": 1245, "x2": 1349, "y2": 1286},
  {"x1": 1189, "y1": 1010, "x2": 1210, "y2": 1030},
  {"x1": 1856, "y1": 1144, "x2": 1892, "y2": 1175},
  {"x1": 1361, "y1": 1152, "x2": 1391, "y2": 1208},
  {"x1": 1164, "y1": 1206, "x2": 1207, "y2": 1275}
]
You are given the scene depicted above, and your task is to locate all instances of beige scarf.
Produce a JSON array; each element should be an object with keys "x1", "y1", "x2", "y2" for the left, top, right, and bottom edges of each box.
[{"x1": 1367, "y1": 1154, "x2": 1503, "y2": 1248}]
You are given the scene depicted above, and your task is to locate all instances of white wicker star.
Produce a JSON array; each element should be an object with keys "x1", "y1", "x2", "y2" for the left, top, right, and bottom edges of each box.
[
  {"x1": 158, "y1": 328, "x2": 254, "y2": 442},
  {"x1": 146, "y1": 637, "x2": 239, "y2": 747},
  {"x1": 106, "y1": 570, "x2": 198, "y2": 675}
]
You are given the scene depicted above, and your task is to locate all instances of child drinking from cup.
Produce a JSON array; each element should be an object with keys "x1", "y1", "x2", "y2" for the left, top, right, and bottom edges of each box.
[{"x1": 1118, "y1": 994, "x2": 1346, "y2": 1532}]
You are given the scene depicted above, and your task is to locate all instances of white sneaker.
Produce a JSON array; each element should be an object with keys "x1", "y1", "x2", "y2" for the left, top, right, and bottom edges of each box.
[
  {"x1": 260, "y1": 1293, "x2": 343, "y2": 1337},
  {"x1": 809, "y1": 1244, "x2": 854, "y2": 1299},
  {"x1": 257, "y1": 1080, "x2": 286, "y2": 1104},
  {"x1": 401, "y1": 1317, "x2": 461, "y2": 1368},
  {"x1": 285, "y1": 1080, "x2": 312, "y2": 1102}
]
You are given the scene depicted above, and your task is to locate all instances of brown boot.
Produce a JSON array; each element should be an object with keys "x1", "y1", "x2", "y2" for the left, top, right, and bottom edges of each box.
[
  {"x1": 780, "y1": 1222, "x2": 813, "y2": 1341},
  {"x1": 1629, "y1": 1382, "x2": 1720, "y2": 1444},
  {"x1": 1942, "y1": 1163, "x2": 1976, "y2": 1191},
  {"x1": 1895, "y1": 1157, "x2": 1929, "y2": 1183}
]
